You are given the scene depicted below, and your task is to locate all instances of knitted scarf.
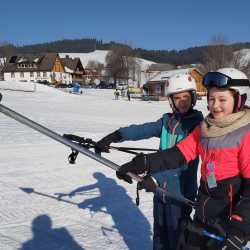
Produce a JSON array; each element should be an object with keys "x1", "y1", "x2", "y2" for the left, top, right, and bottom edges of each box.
[{"x1": 201, "y1": 108, "x2": 250, "y2": 138}]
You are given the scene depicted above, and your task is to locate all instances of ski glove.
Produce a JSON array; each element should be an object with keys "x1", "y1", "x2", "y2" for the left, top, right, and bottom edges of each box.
[
  {"x1": 116, "y1": 146, "x2": 186, "y2": 183},
  {"x1": 95, "y1": 130, "x2": 122, "y2": 153},
  {"x1": 117, "y1": 153, "x2": 149, "y2": 179},
  {"x1": 222, "y1": 232, "x2": 246, "y2": 250},
  {"x1": 138, "y1": 175, "x2": 158, "y2": 193},
  {"x1": 116, "y1": 153, "x2": 149, "y2": 184}
]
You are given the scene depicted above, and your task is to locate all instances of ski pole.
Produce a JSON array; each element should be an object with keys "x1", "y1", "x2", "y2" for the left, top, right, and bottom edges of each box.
[
  {"x1": 63, "y1": 133, "x2": 158, "y2": 155},
  {"x1": 0, "y1": 93, "x2": 195, "y2": 207},
  {"x1": 202, "y1": 230, "x2": 249, "y2": 250},
  {"x1": 0, "y1": 94, "x2": 139, "y2": 181},
  {"x1": 187, "y1": 222, "x2": 250, "y2": 250}
]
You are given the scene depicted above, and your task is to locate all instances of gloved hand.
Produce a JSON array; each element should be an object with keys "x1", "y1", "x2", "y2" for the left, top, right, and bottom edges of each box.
[
  {"x1": 95, "y1": 130, "x2": 121, "y2": 153},
  {"x1": 116, "y1": 153, "x2": 149, "y2": 183},
  {"x1": 138, "y1": 175, "x2": 158, "y2": 193},
  {"x1": 222, "y1": 231, "x2": 246, "y2": 250}
]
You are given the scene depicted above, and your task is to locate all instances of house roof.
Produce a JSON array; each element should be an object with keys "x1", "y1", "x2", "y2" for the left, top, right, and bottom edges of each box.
[
  {"x1": 148, "y1": 68, "x2": 197, "y2": 83},
  {"x1": 39, "y1": 53, "x2": 58, "y2": 71},
  {"x1": 143, "y1": 68, "x2": 202, "y2": 89},
  {"x1": 3, "y1": 53, "x2": 58, "y2": 72},
  {"x1": 147, "y1": 63, "x2": 175, "y2": 72},
  {"x1": 61, "y1": 57, "x2": 84, "y2": 73}
]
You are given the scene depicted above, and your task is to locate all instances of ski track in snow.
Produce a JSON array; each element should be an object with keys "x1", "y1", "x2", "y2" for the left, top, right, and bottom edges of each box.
[{"x1": 0, "y1": 82, "x2": 249, "y2": 249}]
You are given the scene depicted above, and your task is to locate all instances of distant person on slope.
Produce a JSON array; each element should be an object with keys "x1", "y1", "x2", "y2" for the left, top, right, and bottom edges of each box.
[
  {"x1": 117, "y1": 68, "x2": 250, "y2": 250},
  {"x1": 96, "y1": 73, "x2": 203, "y2": 250},
  {"x1": 114, "y1": 89, "x2": 120, "y2": 100},
  {"x1": 127, "y1": 90, "x2": 131, "y2": 101}
]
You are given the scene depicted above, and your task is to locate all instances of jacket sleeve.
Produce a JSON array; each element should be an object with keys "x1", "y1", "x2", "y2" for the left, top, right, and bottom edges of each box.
[
  {"x1": 230, "y1": 130, "x2": 250, "y2": 236},
  {"x1": 146, "y1": 125, "x2": 200, "y2": 173},
  {"x1": 118, "y1": 117, "x2": 164, "y2": 141},
  {"x1": 176, "y1": 125, "x2": 201, "y2": 163}
]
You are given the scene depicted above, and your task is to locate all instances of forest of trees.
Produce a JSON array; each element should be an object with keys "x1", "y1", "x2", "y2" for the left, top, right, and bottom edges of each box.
[{"x1": 1, "y1": 38, "x2": 250, "y2": 67}]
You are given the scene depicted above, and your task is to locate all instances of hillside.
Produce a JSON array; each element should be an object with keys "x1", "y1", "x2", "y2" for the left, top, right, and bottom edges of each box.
[
  {"x1": 1, "y1": 38, "x2": 250, "y2": 66},
  {"x1": 60, "y1": 51, "x2": 156, "y2": 71}
]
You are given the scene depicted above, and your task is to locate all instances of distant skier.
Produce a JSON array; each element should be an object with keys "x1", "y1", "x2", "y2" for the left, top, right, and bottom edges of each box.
[
  {"x1": 114, "y1": 89, "x2": 120, "y2": 100},
  {"x1": 127, "y1": 90, "x2": 131, "y2": 101}
]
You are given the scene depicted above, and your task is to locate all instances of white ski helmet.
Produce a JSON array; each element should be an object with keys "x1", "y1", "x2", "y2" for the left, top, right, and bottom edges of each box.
[
  {"x1": 166, "y1": 73, "x2": 197, "y2": 111},
  {"x1": 205, "y1": 67, "x2": 250, "y2": 112},
  {"x1": 166, "y1": 73, "x2": 197, "y2": 96}
]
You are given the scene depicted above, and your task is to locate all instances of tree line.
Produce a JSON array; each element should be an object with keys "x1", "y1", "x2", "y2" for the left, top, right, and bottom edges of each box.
[
  {"x1": 1, "y1": 37, "x2": 250, "y2": 80},
  {"x1": 1, "y1": 38, "x2": 250, "y2": 66}
]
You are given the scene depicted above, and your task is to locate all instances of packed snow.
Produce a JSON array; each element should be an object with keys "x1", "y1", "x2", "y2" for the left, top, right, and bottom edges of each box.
[
  {"x1": 59, "y1": 50, "x2": 155, "y2": 70},
  {"x1": 235, "y1": 49, "x2": 250, "y2": 67},
  {"x1": 0, "y1": 81, "x2": 249, "y2": 249}
]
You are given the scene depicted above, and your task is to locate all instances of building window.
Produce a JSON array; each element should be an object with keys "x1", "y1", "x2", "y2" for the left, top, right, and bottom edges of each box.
[
  {"x1": 11, "y1": 72, "x2": 15, "y2": 78},
  {"x1": 43, "y1": 72, "x2": 47, "y2": 77},
  {"x1": 20, "y1": 72, "x2": 24, "y2": 78},
  {"x1": 37, "y1": 72, "x2": 40, "y2": 77},
  {"x1": 30, "y1": 72, "x2": 34, "y2": 77}
]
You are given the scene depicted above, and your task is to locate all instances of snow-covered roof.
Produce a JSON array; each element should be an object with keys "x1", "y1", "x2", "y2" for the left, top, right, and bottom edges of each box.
[
  {"x1": 149, "y1": 68, "x2": 194, "y2": 82},
  {"x1": 64, "y1": 66, "x2": 74, "y2": 73}
]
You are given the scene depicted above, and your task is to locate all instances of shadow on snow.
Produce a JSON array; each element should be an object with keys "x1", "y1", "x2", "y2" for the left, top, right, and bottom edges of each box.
[{"x1": 19, "y1": 214, "x2": 84, "y2": 250}]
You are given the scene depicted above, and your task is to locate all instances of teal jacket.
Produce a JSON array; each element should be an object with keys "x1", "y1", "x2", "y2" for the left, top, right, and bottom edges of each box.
[{"x1": 119, "y1": 109, "x2": 203, "y2": 200}]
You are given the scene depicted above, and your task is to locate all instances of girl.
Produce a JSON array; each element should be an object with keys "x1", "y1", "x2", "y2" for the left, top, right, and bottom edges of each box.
[
  {"x1": 117, "y1": 68, "x2": 250, "y2": 250},
  {"x1": 96, "y1": 73, "x2": 203, "y2": 250}
]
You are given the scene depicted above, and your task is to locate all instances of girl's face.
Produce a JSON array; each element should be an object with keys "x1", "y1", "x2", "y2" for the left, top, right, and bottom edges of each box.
[
  {"x1": 208, "y1": 87, "x2": 235, "y2": 119},
  {"x1": 172, "y1": 91, "x2": 192, "y2": 113}
]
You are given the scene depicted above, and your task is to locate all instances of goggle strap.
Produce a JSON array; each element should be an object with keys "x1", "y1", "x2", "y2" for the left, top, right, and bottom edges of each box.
[{"x1": 228, "y1": 79, "x2": 250, "y2": 87}]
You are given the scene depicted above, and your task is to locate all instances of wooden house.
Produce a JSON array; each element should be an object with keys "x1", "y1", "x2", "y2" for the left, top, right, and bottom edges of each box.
[
  {"x1": 143, "y1": 68, "x2": 205, "y2": 101},
  {"x1": 61, "y1": 56, "x2": 85, "y2": 84}
]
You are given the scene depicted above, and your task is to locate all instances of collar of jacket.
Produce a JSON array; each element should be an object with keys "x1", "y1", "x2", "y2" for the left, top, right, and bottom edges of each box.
[
  {"x1": 174, "y1": 108, "x2": 193, "y2": 119},
  {"x1": 201, "y1": 108, "x2": 250, "y2": 138}
]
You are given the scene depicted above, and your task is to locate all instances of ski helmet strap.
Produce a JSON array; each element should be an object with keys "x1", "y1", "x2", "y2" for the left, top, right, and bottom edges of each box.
[
  {"x1": 169, "y1": 90, "x2": 195, "y2": 113},
  {"x1": 233, "y1": 93, "x2": 247, "y2": 112}
]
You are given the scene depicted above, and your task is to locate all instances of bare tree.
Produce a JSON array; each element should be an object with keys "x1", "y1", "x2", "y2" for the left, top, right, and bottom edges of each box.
[
  {"x1": 105, "y1": 44, "x2": 137, "y2": 84},
  {"x1": 202, "y1": 34, "x2": 233, "y2": 71},
  {"x1": 0, "y1": 41, "x2": 16, "y2": 68},
  {"x1": 86, "y1": 60, "x2": 104, "y2": 76},
  {"x1": 230, "y1": 49, "x2": 250, "y2": 79}
]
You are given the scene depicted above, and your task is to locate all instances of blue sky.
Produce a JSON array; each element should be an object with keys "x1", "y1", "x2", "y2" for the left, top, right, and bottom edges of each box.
[{"x1": 1, "y1": 0, "x2": 250, "y2": 50}]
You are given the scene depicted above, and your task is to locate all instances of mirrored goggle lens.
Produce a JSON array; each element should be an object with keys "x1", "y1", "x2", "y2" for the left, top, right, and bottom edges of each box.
[{"x1": 203, "y1": 72, "x2": 231, "y2": 88}]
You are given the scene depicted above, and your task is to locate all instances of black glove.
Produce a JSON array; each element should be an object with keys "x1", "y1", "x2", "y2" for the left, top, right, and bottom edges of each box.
[
  {"x1": 95, "y1": 130, "x2": 121, "y2": 153},
  {"x1": 116, "y1": 153, "x2": 149, "y2": 183},
  {"x1": 138, "y1": 175, "x2": 158, "y2": 193},
  {"x1": 223, "y1": 231, "x2": 246, "y2": 250}
]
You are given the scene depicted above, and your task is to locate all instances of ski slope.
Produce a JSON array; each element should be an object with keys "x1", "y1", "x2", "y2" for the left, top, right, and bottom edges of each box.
[{"x1": 0, "y1": 82, "x2": 248, "y2": 249}]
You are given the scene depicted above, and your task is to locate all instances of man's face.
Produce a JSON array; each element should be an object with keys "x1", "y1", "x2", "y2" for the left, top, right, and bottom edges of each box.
[{"x1": 172, "y1": 91, "x2": 192, "y2": 113}]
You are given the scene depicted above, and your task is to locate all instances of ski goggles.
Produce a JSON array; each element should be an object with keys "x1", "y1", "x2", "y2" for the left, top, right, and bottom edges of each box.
[{"x1": 203, "y1": 72, "x2": 250, "y2": 88}]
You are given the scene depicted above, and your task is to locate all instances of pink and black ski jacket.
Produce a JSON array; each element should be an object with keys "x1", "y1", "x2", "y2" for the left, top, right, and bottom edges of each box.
[{"x1": 176, "y1": 122, "x2": 250, "y2": 235}]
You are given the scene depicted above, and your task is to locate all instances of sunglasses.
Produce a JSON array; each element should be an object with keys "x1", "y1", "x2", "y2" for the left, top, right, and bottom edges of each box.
[{"x1": 203, "y1": 72, "x2": 250, "y2": 88}]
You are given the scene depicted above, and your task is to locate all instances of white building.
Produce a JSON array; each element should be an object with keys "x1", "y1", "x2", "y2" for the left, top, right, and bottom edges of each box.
[{"x1": 3, "y1": 53, "x2": 72, "y2": 84}]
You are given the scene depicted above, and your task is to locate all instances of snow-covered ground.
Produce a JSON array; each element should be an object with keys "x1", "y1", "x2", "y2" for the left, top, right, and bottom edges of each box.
[
  {"x1": 0, "y1": 82, "x2": 249, "y2": 250},
  {"x1": 0, "y1": 81, "x2": 36, "y2": 92}
]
